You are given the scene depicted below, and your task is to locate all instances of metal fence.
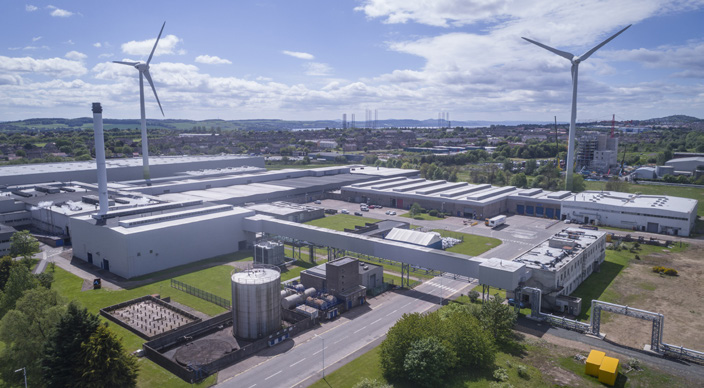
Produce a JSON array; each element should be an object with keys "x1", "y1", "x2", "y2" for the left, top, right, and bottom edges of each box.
[
  {"x1": 662, "y1": 343, "x2": 704, "y2": 363},
  {"x1": 170, "y1": 279, "x2": 231, "y2": 310}
]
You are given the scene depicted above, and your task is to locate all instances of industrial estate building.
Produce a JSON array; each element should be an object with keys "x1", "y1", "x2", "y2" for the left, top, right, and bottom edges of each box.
[
  {"x1": 510, "y1": 228, "x2": 607, "y2": 314},
  {"x1": 341, "y1": 178, "x2": 697, "y2": 236}
]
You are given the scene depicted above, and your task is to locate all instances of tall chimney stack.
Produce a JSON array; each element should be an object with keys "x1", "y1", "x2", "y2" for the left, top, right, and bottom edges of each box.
[{"x1": 92, "y1": 102, "x2": 109, "y2": 216}]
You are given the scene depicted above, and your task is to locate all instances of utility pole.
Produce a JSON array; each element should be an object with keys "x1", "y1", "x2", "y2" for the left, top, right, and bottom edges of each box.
[
  {"x1": 322, "y1": 338, "x2": 325, "y2": 378},
  {"x1": 15, "y1": 368, "x2": 27, "y2": 388}
]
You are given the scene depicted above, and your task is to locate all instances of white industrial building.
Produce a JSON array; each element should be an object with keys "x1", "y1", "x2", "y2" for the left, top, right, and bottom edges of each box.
[
  {"x1": 561, "y1": 191, "x2": 697, "y2": 236},
  {"x1": 510, "y1": 228, "x2": 606, "y2": 314},
  {"x1": 664, "y1": 157, "x2": 704, "y2": 175}
]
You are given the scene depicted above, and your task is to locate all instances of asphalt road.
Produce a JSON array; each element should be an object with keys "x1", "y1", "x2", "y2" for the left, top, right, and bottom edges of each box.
[{"x1": 216, "y1": 275, "x2": 475, "y2": 388}]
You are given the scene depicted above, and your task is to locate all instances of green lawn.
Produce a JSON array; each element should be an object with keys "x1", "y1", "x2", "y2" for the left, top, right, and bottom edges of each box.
[
  {"x1": 571, "y1": 242, "x2": 688, "y2": 321},
  {"x1": 433, "y1": 230, "x2": 502, "y2": 256},
  {"x1": 585, "y1": 180, "x2": 704, "y2": 217},
  {"x1": 399, "y1": 212, "x2": 445, "y2": 221},
  {"x1": 51, "y1": 266, "x2": 225, "y2": 387},
  {"x1": 305, "y1": 214, "x2": 379, "y2": 231}
]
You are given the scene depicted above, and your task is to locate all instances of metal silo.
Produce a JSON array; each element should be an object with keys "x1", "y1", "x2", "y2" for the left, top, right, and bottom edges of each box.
[{"x1": 231, "y1": 264, "x2": 281, "y2": 340}]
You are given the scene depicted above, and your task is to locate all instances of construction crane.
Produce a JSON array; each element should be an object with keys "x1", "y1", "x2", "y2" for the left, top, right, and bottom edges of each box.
[{"x1": 619, "y1": 143, "x2": 628, "y2": 176}]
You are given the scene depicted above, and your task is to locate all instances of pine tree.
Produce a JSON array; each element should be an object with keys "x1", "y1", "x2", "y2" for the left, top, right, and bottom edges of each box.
[
  {"x1": 42, "y1": 302, "x2": 101, "y2": 387},
  {"x1": 76, "y1": 324, "x2": 139, "y2": 388}
]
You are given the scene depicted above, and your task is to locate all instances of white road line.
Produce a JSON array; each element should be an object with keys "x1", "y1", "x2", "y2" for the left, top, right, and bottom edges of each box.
[
  {"x1": 247, "y1": 384, "x2": 256, "y2": 388},
  {"x1": 386, "y1": 309, "x2": 398, "y2": 316},
  {"x1": 312, "y1": 347, "x2": 326, "y2": 356},
  {"x1": 289, "y1": 358, "x2": 306, "y2": 367},
  {"x1": 370, "y1": 318, "x2": 382, "y2": 325},
  {"x1": 264, "y1": 371, "x2": 281, "y2": 380},
  {"x1": 353, "y1": 326, "x2": 367, "y2": 334},
  {"x1": 334, "y1": 338, "x2": 344, "y2": 344},
  {"x1": 402, "y1": 302, "x2": 412, "y2": 308}
]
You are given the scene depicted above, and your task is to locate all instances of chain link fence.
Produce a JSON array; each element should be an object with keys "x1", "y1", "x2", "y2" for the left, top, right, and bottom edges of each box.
[{"x1": 171, "y1": 279, "x2": 231, "y2": 310}]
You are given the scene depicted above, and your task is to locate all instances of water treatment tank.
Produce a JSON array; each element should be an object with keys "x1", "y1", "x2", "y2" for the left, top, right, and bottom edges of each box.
[{"x1": 231, "y1": 265, "x2": 281, "y2": 340}]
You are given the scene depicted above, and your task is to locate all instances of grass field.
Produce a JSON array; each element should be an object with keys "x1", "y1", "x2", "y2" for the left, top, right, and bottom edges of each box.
[
  {"x1": 399, "y1": 212, "x2": 445, "y2": 221},
  {"x1": 305, "y1": 214, "x2": 379, "y2": 231},
  {"x1": 584, "y1": 180, "x2": 704, "y2": 217},
  {"x1": 571, "y1": 242, "x2": 688, "y2": 321},
  {"x1": 433, "y1": 229, "x2": 502, "y2": 256}
]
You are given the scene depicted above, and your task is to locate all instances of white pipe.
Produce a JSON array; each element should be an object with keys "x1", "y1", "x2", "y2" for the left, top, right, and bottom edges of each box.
[{"x1": 92, "y1": 103, "x2": 109, "y2": 215}]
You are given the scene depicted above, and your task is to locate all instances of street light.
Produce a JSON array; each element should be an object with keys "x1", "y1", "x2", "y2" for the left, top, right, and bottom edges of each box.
[
  {"x1": 14, "y1": 367, "x2": 27, "y2": 388},
  {"x1": 322, "y1": 338, "x2": 325, "y2": 379}
]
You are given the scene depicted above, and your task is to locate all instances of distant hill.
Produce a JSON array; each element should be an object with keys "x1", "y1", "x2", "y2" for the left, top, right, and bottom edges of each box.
[{"x1": 1, "y1": 115, "x2": 698, "y2": 132}]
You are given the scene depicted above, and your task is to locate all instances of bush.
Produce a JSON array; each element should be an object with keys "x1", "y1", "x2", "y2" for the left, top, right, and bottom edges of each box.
[
  {"x1": 493, "y1": 367, "x2": 509, "y2": 382},
  {"x1": 635, "y1": 255, "x2": 641, "y2": 260},
  {"x1": 664, "y1": 268, "x2": 678, "y2": 276},
  {"x1": 353, "y1": 378, "x2": 392, "y2": 388},
  {"x1": 429, "y1": 209, "x2": 439, "y2": 217},
  {"x1": 468, "y1": 290, "x2": 480, "y2": 303},
  {"x1": 652, "y1": 266, "x2": 678, "y2": 276},
  {"x1": 517, "y1": 365, "x2": 530, "y2": 379}
]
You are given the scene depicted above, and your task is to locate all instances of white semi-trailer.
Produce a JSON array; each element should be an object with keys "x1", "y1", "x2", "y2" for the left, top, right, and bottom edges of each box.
[{"x1": 487, "y1": 215, "x2": 506, "y2": 228}]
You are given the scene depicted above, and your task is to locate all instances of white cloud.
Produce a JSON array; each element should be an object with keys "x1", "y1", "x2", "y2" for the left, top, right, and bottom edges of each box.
[
  {"x1": 47, "y1": 5, "x2": 74, "y2": 18},
  {"x1": 32, "y1": 36, "x2": 42, "y2": 42},
  {"x1": 305, "y1": 62, "x2": 332, "y2": 76},
  {"x1": 25, "y1": 5, "x2": 38, "y2": 12},
  {"x1": 93, "y1": 42, "x2": 102, "y2": 48},
  {"x1": 63, "y1": 40, "x2": 75, "y2": 45},
  {"x1": 121, "y1": 34, "x2": 183, "y2": 57},
  {"x1": 0, "y1": 55, "x2": 87, "y2": 77},
  {"x1": 98, "y1": 53, "x2": 114, "y2": 59},
  {"x1": 282, "y1": 50, "x2": 315, "y2": 60},
  {"x1": 606, "y1": 41, "x2": 704, "y2": 78},
  {"x1": 195, "y1": 55, "x2": 232, "y2": 65},
  {"x1": 65, "y1": 51, "x2": 87, "y2": 61}
]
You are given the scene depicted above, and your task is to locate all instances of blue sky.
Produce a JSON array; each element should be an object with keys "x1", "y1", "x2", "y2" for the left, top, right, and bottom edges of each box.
[{"x1": 0, "y1": 0, "x2": 702, "y2": 122}]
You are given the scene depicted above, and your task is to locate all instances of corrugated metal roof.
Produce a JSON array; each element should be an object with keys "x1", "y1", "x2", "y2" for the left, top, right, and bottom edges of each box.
[{"x1": 385, "y1": 227, "x2": 441, "y2": 247}]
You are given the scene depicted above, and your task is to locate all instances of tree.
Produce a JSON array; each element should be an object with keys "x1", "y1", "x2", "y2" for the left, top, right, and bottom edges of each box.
[
  {"x1": 403, "y1": 337, "x2": 456, "y2": 387},
  {"x1": 479, "y1": 294, "x2": 517, "y2": 345},
  {"x1": 75, "y1": 324, "x2": 139, "y2": 388},
  {"x1": 0, "y1": 288, "x2": 66, "y2": 386},
  {"x1": 443, "y1": 309, "x2": 496, "y2": 368},
  {"x1": 10, "y1": 230, "x2": 40, "y2": 259},
  {"x1": 380, "y1": 312, "x2": 437, "y2": 380},
  {"x1": 525, "y1": 159, "x2": 537, "y2": 175},
  {"x1": 572, "y1": 174, "x2": 586, "y2": 192},
  {"x1": 42, "y1": 302, "x2": 101, "y2": 387},
  {"x1": 510, "y1": 173, "x2": 527, "y2": 188},
  {"x1": 0, "y1": 255, "x2": 16, "y2": 290},
  {"x1": 409, "y1": 203, "x2": 422, "y2": 218},
  {"x1": 0, "y1": 265, "x2": 37, "y2": 318}
]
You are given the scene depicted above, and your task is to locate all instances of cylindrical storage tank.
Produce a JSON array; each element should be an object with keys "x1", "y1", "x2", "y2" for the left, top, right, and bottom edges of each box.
[
  {"x1": 231, "y1": 265, "x2": 281, "y2": 340},
  {"x1": 281, "y1": 288, "x2": 296, "y2": 299},
  {"x1": 281, "y1": 293, "x2": 304, "y2": 310},
  {"x1": 303, "y1": 287, "x2": 317, "y2": 298},
  {"x1": 324, "y1": 295, "x2": 337, "y2": 305},
  {"x1": 294, "y1": 284, "x2": 305, "y2": 292}
]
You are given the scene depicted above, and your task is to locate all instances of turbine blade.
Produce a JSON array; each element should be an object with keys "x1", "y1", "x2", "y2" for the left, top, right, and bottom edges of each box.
[
  {"x1": 113, "y1": 61, "x2": 139, "y2": 66},
  {"x1": 147, "y1": 22, "x2": 166, "y2": 65},
  {"x1": 580, "y1": 24, "x2": 632, "y2": 62},
  {"x1": 522, "y1": 37, "x2": 574, "y2": 61},
  {"x1": 143, "y1": 70, "x2": 164, "y2": 116}
]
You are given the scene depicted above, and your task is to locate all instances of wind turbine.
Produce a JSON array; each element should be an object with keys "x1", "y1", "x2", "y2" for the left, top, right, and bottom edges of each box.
[
  {"x1": 522, "y1": 24, "x2": 631, "y2": 191},
  {"x1": 114, "y1": 22, "x2": 166, "y2": 184}
]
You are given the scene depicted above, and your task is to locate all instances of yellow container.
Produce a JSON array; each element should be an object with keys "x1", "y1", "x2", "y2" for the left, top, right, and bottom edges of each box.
[
  {"x1": 585, "y1": 350, "x2": 605, "y2": 377},
  {"x1": 598, "y1": 356, "x2": 620, "y2": 386},
  {"x1": 606, "y1": 233, "x2": 612, "y2": 242}
]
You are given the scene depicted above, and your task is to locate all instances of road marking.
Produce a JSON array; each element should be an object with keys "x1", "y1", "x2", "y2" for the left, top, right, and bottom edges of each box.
[
  {"x1": 289, "y1": 358, "x2": 306, "y2": 367},
  {"x1": 402, "y1": 302, "x2": 412, "y2": 308},
  {"x1": 386, "y1": 309, "x2": 398, "y2": 316},
  {"x1": 334, "y1": 338, "x2": 344, "y2": 344},
  {"x1": 247, "y1": 384, "x2": 256, "y2": 388},
  {"x1": 353, "y1": 326, "x2": 367, "y2": 334},
  {"x1": 264, "y1": 371, "x2": 281, "y2": 380},
  {"x1": 312, "y1": 347, "x2": 326, "y2": 356},
  {"x1": 371, "y1": 318, "x2": 382, "y2": 325}
]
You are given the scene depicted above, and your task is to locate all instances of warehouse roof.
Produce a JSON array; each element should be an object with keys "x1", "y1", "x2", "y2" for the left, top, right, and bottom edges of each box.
[{"x1": 563, "y1": 191, "x2": 697, "y2": 214}]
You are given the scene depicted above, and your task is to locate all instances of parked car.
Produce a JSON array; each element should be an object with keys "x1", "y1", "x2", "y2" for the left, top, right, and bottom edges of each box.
[
  {"x1": 341, "y1": 209, "x2": 349, "y2": 214},
  {"x1": 361, "y1": 207, "x2": 369, "y2": 211},
  {"x1": 314, "y1": 200, "x2": 321, "y2": 204},
  {"x1": 385, "y1": 210, "x2": 391, "y2": 215},
  {"x1": 389, "y1": 211, "x2": 396, "y2": 215},
  {"x1": 376, "y1": 205, "x2": 383, "y2": 209},
  {"x1": 368, "y1": 205, "x2": 375, "y2": 209},
  {"x1": 354, "y1": 211, "x2": 363, "y2": 216},
  {"x1": 324, "y1": 209, "x2": 337, "y2": 214}
]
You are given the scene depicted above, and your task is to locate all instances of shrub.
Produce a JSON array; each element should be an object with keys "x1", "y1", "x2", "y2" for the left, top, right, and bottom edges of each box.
[
  {"x1": 652, "y1": 266, "x2": 678, "y2": 276},
  {"x1": 635, "y1": 255, "x2": 641, "y2": 260},
  {"x1": 429, "y1": 209, "x2": 439, "y2": 217},
  {"x1": 353, "y1": 378, "x2": 392, "y2": 388},
  {"x1": 493, "y1": 367, "x2": 509, "y2": 382},
  {"x1": 489, "y1": 383, "x2": 514, "y2": 388},
  {"x1": 468, "y1": 290, "x2": 480, "y2": 303},
  {"x1": 517, "y1": 365, "x2": 530, "y2": 379},
  {"x1": 664, "y1": 268, "x2": 678, "y2": 276}
]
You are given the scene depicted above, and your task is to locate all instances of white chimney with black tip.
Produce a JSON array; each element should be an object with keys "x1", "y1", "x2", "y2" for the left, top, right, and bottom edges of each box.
[{"x1": 92, "y1": 102, "x2": 109, "y2": 216}]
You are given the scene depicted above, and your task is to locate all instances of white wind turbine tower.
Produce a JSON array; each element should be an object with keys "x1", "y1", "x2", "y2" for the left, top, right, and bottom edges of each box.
[
  {"x1": 114, "y1": 22, "x2": 166, "y2": 184},
  {"x1": 522, "y1": 24, "x2": 631, "y2": 191}
]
